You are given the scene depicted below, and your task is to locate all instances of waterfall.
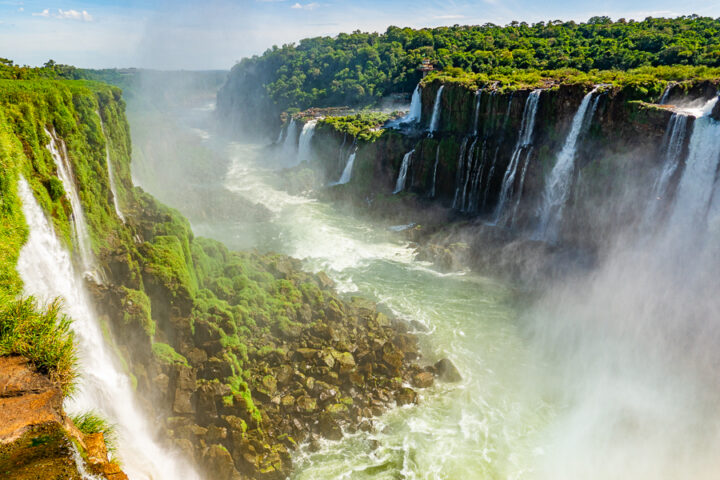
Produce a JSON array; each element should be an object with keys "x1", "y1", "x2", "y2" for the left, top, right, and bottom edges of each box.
[
  {"x1": 275, "y1": 124, "x2": 285, "y2": 144},
  {"x1": 281, "y1": 118, "x2": 299, "y2": 162},
  {"x1": 510, "y1": 147, "x2": 534, "y2": 226},
  {"x1": 659, "y1": 83, "x2": 675, "y2": 104},
  {"x1": 644, "y1": 113, "x2": 690, "y2": 223},
  {"x1": 45, "y1": 128, "x2": 94, "y2": 272},
  {"x1": 400, "y1": 84, "x2": 422, "y2": 124},
  {"x1": 335, "y1": 148, "x2": 357, "y2": 185},
  {"x1": 429, "y1": 145, "x2": 441, "y2": 198},
  {"x1": 472, "y1": 90, "x2": 482, "y2": 134},
  {"x1": 535, "y1": 87, "x2": 600, "y2": 242},
  {"x1": 393, "y1": 149, "x2": 414, "y2": 194},
  {"x1": 428, "y1": 86, "x2": 445, "y2": 136},
  {"x1": 97, "y1": 113, "x2": 125, "y2": 223},
  {"x1": 493, "y1": 89, "x2": 542, "y2": 223},
  {"x1": 16, "y1": 178, "x2": 200, "y2": 480},
  {"x1": 667, "y1": 98, "x2": 720, "y2": 231},
  {"x1": 296, "y1": 119, "x2": 318, "y2": 165},
  {"x1": 451, "y1": 137, "x2": 470, "y2": 209}
]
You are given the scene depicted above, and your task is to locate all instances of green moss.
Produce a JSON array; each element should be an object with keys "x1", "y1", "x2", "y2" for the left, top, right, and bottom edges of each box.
[{"x1": 151, "y1": 342, "x2": 189, "y2": 367}]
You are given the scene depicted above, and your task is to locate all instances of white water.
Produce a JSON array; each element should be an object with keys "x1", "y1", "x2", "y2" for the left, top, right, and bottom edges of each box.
[
  {"x1": 281, "y1": 118, "x2": 299, "y2": 163},
  {"x1": 393, "y1": 149, "x2": 414, "y2": 194},
  {"x1": 400, "y1": 84, "x2": 422, "y2": 124},
  {"x1": 667, "y1": 98, "x2": 720, "y2": 231},
  {"x1": 16, "y1": 178, "x2": 200, "y2": 480},
  {"x1": 659, "y1": 82, "x2": 674, "y2": 104},
  {"x1": 644, "y1": 113, "x2": 689, "y2": 223},
  {"x1": 45, "y1": 128, "x2": 94, "y2": 272},
  {"x1": 296, "y1": 119, "x2": 318, "y2": 165},
  {"x1": 429, "y1": 144, "x2": 440, "y2": 198},
  {"x1": 535, "y1": 87, "x2": 599, "y2": 242},
  {"x1": 97, "y1": 113, "x2": 126, "y2": 223},
  {"x1": 472, "y1": 90, "x2": 482, "y2": 133},
  {"x1": 494, "y1": 90, "x2": 541, "y2": 223},
  {"x1": 428, "y1": 86, "x2": 444, "y2": 136},
  {"x1": 334, "y1": 148, "x2": 357, "y2": 185},
  {"x1": 451, "y1": 136, "x2": 470, "y2": 210}
]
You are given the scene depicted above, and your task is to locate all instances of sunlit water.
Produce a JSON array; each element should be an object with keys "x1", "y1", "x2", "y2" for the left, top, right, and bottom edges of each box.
[{"x1": 190, "y1": 141, "x2": 554, "y2": 479}]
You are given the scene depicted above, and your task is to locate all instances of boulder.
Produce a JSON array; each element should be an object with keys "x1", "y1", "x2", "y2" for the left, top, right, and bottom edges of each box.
[
  {"x1": 412, "y1": 372, "x2": 434, "y2": 388},
  {"x1": 434, "y1": 358, "x2": 462, "y2": 383}
]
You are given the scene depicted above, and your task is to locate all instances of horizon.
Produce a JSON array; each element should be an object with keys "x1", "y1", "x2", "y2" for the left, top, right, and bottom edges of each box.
[{"x1": 2, "y1": 1, "x2": 719, "y2": 71}]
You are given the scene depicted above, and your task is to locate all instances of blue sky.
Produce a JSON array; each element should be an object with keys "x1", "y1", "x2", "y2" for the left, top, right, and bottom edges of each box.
[{"x1": 1, "y1": 0, "x2": 719, "y2": 70}]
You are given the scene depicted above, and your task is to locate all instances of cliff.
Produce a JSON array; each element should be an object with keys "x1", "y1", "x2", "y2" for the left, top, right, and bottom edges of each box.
[{"x1": 0, "y1": 77, "x2": 434, "y2": 479}]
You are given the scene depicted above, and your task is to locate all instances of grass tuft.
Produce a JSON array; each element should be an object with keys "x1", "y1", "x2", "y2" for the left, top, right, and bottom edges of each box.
[{"x1": 70, "y1": 411, "x2": 118, "y2": 454}]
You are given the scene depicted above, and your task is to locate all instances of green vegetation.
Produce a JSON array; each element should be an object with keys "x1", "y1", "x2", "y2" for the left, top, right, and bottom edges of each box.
[
  {"x1": 318, "y1": 112, "x2": 394, "y2": 141},
  {"x1": 70, "y1": 411, "x2": 117, "y2": 453},
  {"x1": 0, "y1": 296, "x2": 77, "y2": 394},
  {"x1": 151, "y1": 342, "x2": 189, "y2": 367},
  {"x1": 220, "y1": 15, "x2": 720, "y2": 116}
]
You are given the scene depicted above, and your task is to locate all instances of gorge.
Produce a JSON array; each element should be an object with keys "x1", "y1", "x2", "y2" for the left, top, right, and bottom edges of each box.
[{"x1": 2, "y1": 13, "x2": 720, "y2": 480}]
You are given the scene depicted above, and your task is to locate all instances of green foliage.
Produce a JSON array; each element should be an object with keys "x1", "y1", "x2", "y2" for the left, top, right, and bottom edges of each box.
[
  {"x1": 142, "y1": 236, "x2": 197, "y2": 300},
  {"x1": 318, "y1": 112, "x2": 393, "y2": 141},
  {"x1": 119, "y1": 287, "x2": 154, "y2": 338},
  {"x1": 0, "y1": 296, "x2": 77, "y2": 394},
  {"x1": 221, "y1": 16, "x2": 720, "y2": 116},
  {"x1": 151, "y1": 342, "x2": 189, "y2": 367},
  {"x1": 70, "y1": 411, "x2": 117, "y2": 453}
]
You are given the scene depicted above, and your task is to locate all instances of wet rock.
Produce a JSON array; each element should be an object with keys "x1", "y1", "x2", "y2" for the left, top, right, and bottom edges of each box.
[
  {"x1": 296, "y1": 396, "x2": 317, "y2": 413},
  {"x1": 395, "y1": 387, "x2": 418, "y2": 406},
  {"x1": 712, "y1": 96, "x2": 720, "y2": 121},
  {"x1": 315, "y1": 271, "x2": 334, "y2": 289},
  {"x1": 434, "y1": 358, "x2": 462, "y2": 383},
  {"x1": 331, "y1": 350, "x2": 356, "y2": 373},
  {"x1": 203, "y1": 443, "x2": 238, "y2": 480},
  {"x1": 412, "y1": 371, "x2": 434, "y2": 388},
  {"x1": 173, "y1": 388, "x2": 195, "y2": 414}
]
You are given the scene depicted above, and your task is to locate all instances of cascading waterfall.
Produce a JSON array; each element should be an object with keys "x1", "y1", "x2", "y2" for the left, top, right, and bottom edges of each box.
[
  {"x1": 45, "y1": 128, "x2": 94, "y2": 272},
  {"x1": 667, "y1": 97, "x2": 720, "y2": 231},
  {"x1": 275, "y1": 124, "x2": 285, "y2": 144},
  {"x1": 296, "y1": 119, "x2": 318, "y2": 165},
  {"x1": 659, "y1": 82, "x2": 675, "y2": 104},
  {"x1": 281, "y1": 118, "x2": 299, "y2": 162},
  {"x1": 451, "y1": 137, "x2": 470, "y2": 208},
  {"x1": 472, "y1": 90, "x2": 482, "y2": 134},
  {"x1": 428, "y1": 85, "x2": 444, "y2": 136},
  {"x1": 535, "y1": 86, "x2": 600, "y2": 241},
  {"x1": 644, "y1": 113, "x2": 690, "y2": 223},
  {"x1": 493, "y1": 89, "x2": 542, "y2": 223},
  {"x1": 429, "y1": 144, "x2": 441, "y2": 198},
  {"x1": 510, "y1": 146, "x2": 534, "y2": 226},
  {"x1": 393, "y1": 149, "x2": 414, "y2": 194},
  {"x1": 334, "y1": 147, "x2": 357, "y2": 185},
  {"x1": 97, "y1": 113, "x2": 126, "y2": 223},
  {"x1": 401, "y1": 83, "x2": 422, "y2": 124},
  {"x1": 16, "y1": 178, "x2": 200, "y2": 480}
]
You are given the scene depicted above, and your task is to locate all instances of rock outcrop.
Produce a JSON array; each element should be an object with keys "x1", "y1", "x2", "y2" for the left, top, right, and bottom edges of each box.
[{"x1": 0, "y1": 356, "x2": 127, "y2": 480}]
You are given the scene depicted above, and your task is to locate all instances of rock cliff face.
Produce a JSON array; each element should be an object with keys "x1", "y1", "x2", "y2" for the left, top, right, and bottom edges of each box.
[
  {"x1": 294, "y1": 78, "x2": 719, "y2": 261},
  {"x1": 0, "y1": 356, "x2": 126, "y2": 480}
]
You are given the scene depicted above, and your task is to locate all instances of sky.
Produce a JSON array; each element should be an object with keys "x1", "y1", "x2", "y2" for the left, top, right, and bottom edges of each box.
[{"x1": 1, "y1": 0, "x2": 719, "y2": 70}]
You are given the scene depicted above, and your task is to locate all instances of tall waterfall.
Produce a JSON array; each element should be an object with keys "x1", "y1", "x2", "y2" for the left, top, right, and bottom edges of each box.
[
  {"x1": 493, "y1": 89, "x2": 542, "y2": 223},
  {"x1": 16, "y1": 178, "x2": 200, "y2": 480},
  {"x1": 667, "y1": 98, "x2": 720, "y2": 231},
  {"x1": 644, "y1": 113, "x2": 690, "y2": 223},
  {"x1": 472, "y1": 90, "x2": 482, "y2": 134},
  {"x1": 97, "y1": 113, "x2": 125, "y2": 223},
  {"x1": 428, "y1": 86, "x2": 444, "y2": 136},
  {"x1": 400, "y1": 84, "x2": 422, "y2": 124},
  {"x1": 535, "y1": 87, "x2": 600, "y2": 241},
  {"x1": 429, "y1": 145, "x2": 441, "y2": 198},
  {"x1": 281, "y1": 118, "x2": 299, "y2": 162},
  {"x1": 393, "y1": 149, "x2": 414, "y2": 194},
  {"x1": 335, "y1": 148, "x2": 357, "y2": 185},
  {"x1": 296, "y1": 119, "x2": 318, "y2": 165},
  {"x1": 45, "y1": 128, "x2": 94, "y2": 272},
  {"x1": 451, "y1": 137, "x2": 470, "y2": 209}
]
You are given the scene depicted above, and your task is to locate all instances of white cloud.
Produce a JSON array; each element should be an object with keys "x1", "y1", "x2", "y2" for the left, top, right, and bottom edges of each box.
[
  {"x1": 291, "y1": 2, "x2": 319, "y2": 10},
  {"x1": 435, "y1": 14, "x2": 465, "y2": 19},
  {"x1": 31, "y1": 8, "x2": 92, "y2": 21},
  {"x1": 18, "y1": 7, "x2": 24, "y2": 12}
]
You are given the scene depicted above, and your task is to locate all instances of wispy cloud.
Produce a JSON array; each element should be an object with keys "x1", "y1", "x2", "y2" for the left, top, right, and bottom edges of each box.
[
  {"x1": 32, "y1": 8, "x2": 93, "y2": 21},
  {"x1": 291, "y1": 2, "x2": 319, "y2": 10},
  {"x1": 435, "y1": 14, "x2": 465, "y2": 19}
]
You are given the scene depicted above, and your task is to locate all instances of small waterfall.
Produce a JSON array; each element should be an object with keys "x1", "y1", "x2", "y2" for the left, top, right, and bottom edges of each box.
[
  {"x1": 16, "y1": 178, "x2": 200, "y2": 480},
  {"x1": 400, "y1": 84, "x2": 422, "y2": 124},
  {"x1": 335, "y1": 148, "x2": 357, "y2": 185},
  {"x1": 493, "y1": 89, "x2": 542, "y2": 223},
  {"x1": 429, "y1": 145, "x2": 441, "y2": 198},
  {"x1": 393, "y1": 149, "x2": 414, "y2": 194},
  {"x1": 535, "y1": 87, "x2": 600, "y2": 241},
  {"x1": 472, "y1": 90, "x2": 482, "y2": 133},
  {"x1": 97, "y1": 113, "x2": 125, "y2": 223},
  {"x1": 644, "y1": 113, "x2": 690, "y2": 223},
  {"x1": 296, "y1": 119, "x2": 318, "y2": 165},
  {"x1": 275, "y1": 124, "x2": 285, "y2": 144},
  {"x1": 451, "y1": 137, "x2": 470, "y2": 209},
  {"x1": 659, "y1": 82, "x2": 675, "y2": 105},
  {"x1": 667, "y1": 98, "x2": 720, "y2": 230},
  {"x1": 45, "y1": 128, "x2": 94, "y2": 272},
  {"x1": 428, "y1": 85, "x2": 445, "y2": 136},
  {"x1": 281, "y1": 118, "x2": 299, "y2": 162},
  {"x1": 510, "y1": 147, "x2": 534, "y2": 226}
]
